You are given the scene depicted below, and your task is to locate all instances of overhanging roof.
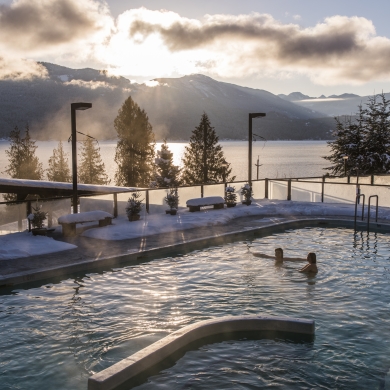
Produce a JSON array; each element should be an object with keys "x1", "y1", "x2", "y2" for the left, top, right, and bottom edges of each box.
[{"x1": 0, "y1": 178, "x2": 137, "y2": 199}]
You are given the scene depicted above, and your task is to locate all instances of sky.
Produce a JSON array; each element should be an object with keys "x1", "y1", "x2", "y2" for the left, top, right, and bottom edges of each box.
[{"x1": 1, "y1": 0, "x2": 390, "y2": 96}]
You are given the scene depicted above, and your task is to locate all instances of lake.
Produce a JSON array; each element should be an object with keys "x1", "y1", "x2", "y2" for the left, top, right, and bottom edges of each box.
[{"x1": 0, "y1": 140, "x2": 331, "y2": 182}]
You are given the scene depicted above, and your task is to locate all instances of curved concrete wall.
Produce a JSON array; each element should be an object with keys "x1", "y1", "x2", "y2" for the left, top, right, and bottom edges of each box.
[{"x1": 88, "y1": 315, "x2": 315, "y2": 390}]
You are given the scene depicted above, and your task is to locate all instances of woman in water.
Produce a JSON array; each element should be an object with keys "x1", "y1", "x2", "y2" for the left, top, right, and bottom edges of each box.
[{"x1": 298, "y1": 252, "x2": 318, "y2": 273}]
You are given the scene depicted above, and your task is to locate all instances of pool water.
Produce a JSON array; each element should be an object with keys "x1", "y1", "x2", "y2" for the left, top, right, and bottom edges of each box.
[{"x1": 1, "y1": 227, "x2": 390, "y2": 389}]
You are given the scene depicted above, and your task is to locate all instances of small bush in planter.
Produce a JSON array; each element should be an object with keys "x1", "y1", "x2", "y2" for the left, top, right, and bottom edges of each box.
[
  {"x1": 126, "y1": 191, "x2": 144, "y2": 221},
  {"x1": 165, "y1": 188, "x2": 179, "y2": 215},
  {"x1": 240, "y1": 184, "x2": 253, "y2": 204},
  {"x1": 225, "y1": 186, "x2": 237, "y2": 207},
  {"x1": 28, "y1": 204, "x2": 48, "y2": 229}
]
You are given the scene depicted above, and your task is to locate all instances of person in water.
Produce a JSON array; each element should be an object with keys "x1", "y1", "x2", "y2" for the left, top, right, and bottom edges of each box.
[
  {"x1": 298, "y1": 252, "x2": 318, "y2": 273},
  {"x1": 253, "y1": 248, "x2": 307, "y2": 263},
  {"x1": 253, "y1": 248, "x2": 318, "y2": 273}
]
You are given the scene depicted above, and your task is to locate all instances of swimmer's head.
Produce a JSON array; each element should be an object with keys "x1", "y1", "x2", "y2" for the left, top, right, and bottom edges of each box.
[
  {"x1": 275, "y1": 248, "x2": 283, "y2": 259},
  {"x1": 307, "y1": 252, "x2": 316, "y2": 263}
]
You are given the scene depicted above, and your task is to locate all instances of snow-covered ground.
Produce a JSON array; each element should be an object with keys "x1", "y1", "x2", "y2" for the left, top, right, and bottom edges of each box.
[
  {"x1": 0, "y1": 233, "x2": 76, "y2": 260},
  {"x1": 1, "y1": 199, "x2": 389, "y2": 260},
  {"x1": 82, "y1": 199, "x2": 390, "y2": 241}
]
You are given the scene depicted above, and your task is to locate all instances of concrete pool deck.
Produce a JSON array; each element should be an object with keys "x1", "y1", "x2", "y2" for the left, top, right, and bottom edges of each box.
[{"x1": 1, "y1": 212, "x2": 389, "y2": 288}]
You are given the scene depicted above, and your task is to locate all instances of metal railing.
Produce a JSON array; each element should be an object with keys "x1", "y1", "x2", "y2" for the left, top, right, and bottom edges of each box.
[{"x1": 1, "y1": 173, "x2": 390, "y2": 234}]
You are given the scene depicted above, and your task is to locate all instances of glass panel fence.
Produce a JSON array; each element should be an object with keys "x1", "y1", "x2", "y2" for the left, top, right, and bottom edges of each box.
[
  {"x1": 40, "y1": 198, "x2": 71, "y2": 227},
  {"x1": 252, "y1": 180, "x2": 265, "y2": 200},
  {"x1": 148, "y1": 188, "x2": 169, "y2": 214},
  {"x1": 0, "y1": 202, "x2": 27, "y2": 234},
  {"x1": 374, "y1": 175, "x2": 390, "y2": 185},
  {"x1": 204, "y1": 184, "x2": 225, "y2": 198},
  {"x1": 178, "y1": 186, "x2": 202, "y2": 208},
  {"x1": 291, "y1": 182, "x2": 322, "y2": 202},
  {"x1": 323, "y1": 183, "x2": 355, "y2": 204},
  {"x1": 80, "y1": 194, "x2": 114, "y2": 214},
  {"x1": 269, "y1": 180, "x2": 288, "y2": 200}
]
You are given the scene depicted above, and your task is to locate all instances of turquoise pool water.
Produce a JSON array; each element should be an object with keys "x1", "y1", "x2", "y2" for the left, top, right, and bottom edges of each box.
[{"x1": 1, "y1": 227, "x2": 389, "y2": 389}]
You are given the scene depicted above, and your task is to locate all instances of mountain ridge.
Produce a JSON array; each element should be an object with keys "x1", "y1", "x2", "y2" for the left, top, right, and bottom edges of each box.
[{"x1": 0, "y1": 62, "x2": 336, "y2": 141}]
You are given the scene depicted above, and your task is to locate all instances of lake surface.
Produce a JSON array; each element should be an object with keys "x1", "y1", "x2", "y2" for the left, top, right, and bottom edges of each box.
[{"x1": 0, "y1": 140, "x2": 330, "y2": 183}]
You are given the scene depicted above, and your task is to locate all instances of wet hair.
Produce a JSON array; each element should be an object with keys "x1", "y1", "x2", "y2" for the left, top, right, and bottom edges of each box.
[
  {"x1": 275, "y1": 248, "x2": 283, "y2": 257},
  {"x1": 307, "y1": 252, "x2": 316, "y2": 263}
]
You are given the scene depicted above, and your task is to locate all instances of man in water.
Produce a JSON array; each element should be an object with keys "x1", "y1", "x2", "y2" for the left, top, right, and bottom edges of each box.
[
  {"x1": 253, "y1": 248, "x2": 318, "y2": 273},
  {"x1": 253, "y1": 248, "x2": 307, "y2": 263}
]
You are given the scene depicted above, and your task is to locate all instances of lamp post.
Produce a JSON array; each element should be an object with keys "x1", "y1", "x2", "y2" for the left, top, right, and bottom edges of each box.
[
  {"x1": 71, "y1": 102, "x2": 92, "y2": 214},
  {"x1": 248, "y1": 113, "x2": 266, "y2": 185},
  {"x1": 255, "y1": 155, "x2": 262, "y2": 181},
  {"x1": 342, "y1": 155, "x2": 349, "y2": 176}
]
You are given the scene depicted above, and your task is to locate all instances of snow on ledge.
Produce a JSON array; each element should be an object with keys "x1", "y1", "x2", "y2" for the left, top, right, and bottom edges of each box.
[{"x1": 0, "y1": 232, "x2": 76, "y2": 260}]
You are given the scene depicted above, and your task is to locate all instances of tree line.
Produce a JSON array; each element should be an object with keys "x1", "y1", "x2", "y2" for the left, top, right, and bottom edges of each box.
[{"x1": 3, "y1": 96, "x2": 234, "y2": 200}]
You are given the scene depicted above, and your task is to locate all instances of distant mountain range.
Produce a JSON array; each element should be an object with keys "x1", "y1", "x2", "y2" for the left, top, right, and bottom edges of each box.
[{"x1": 0, "y1": 62, "x2": 369, "y2": 141}]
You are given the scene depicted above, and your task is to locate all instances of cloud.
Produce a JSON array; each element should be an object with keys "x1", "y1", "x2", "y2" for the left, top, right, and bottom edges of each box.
[
  {"x1": 0, "y1": 0, "x2": 111, "y2": 50},
  {"x1": 124, "y1": 10, "x2": 390, "y2": 84},
  {"x1": 0, "y1": 56, "x2": 48, "y2": 80},
  {"x1": 1, "y1": 3, "x2": 390, "y2": 86}
]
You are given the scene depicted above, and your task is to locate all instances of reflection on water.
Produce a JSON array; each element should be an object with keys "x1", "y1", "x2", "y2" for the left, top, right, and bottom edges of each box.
[{"x1": 0, "y1": 228, "x2": 389, "y2": 389}]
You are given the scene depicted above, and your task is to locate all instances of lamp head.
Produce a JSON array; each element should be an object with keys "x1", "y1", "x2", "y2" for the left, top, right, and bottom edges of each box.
[
  {"x1": 71, "y1": 102, "x2": 92, "y2": 111},
  {"x1": 249, "y1": 113, "x2": 266, "y2": 119}
]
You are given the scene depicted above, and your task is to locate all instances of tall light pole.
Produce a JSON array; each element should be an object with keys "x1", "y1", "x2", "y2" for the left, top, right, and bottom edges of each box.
[
  {"x1": 248, "y1": 113, "x2": 266, "y2": 185},
  {"x1": 71, "y1": 102, "x2": 92, "y2": 214}
]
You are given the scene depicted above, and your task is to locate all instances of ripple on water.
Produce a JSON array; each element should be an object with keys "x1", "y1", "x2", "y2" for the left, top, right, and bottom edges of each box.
[{"x1": 0, "y1": 228, "x2": 390, "y2": 389}]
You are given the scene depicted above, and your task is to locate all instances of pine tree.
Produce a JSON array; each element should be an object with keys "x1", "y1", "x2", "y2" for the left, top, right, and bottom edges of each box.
[
  {"x1": 360, "y1": 93, "x2": 390, "y2": 173},
  {"x1": 4, "y1": 125, "x2": 43, "y2": 201},
  {"x1": 181, "y1": 112, "x2": 234, "y2": 185},
  {"x1": 4, "y1": 125, "x2": 43, "y2": 180},
  {"x1": 324, "y1": 93, "x2": 390, "y2": 175},
  {"x1": 47, "y1": 141, "x2": 71, "y2": 182},
  {"x1": 78, "y1": 137, "x2": 110, "y2": 185},
  {"x1": 114, "y1": 96, "x2": 155, "y2": 187},
  {"x1": 153, "y1": 140, "x2": 180, "y2": 187}
]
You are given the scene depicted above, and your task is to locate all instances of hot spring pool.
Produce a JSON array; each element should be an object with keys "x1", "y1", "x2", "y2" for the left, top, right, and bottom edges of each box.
[{"x1": 1, "y1": 227, "x2": 390, "y2": 389}]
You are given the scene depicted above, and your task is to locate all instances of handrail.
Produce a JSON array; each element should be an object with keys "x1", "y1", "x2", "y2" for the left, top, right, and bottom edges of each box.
[
  {"x1": 354, "y1": 194, "x2": 365, "y2": 230},
  {"x1": 367, "y1": 195, "x2": 379, "y2": 231}
]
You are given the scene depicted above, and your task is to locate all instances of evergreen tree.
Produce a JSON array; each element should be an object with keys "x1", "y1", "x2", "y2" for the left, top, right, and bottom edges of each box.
[
  {"x1": 324, "y1": 112, "x2": 365, "y2": 176},
  {"x1": 47, "y1": 141, "x2": 71, "y2": 182},
  {"x1": 4, "y1": 125, "x2": 43, "y2": 180},
  {"x1": 324, "y1": 93, "x2": 390, "y2": 175},
  {"x1": 114, "y1": 96, "x2": 155, "y2": 187},
  {"x1": 4, "y1": 125, "x2": 43, "y2": 201},
  {"x1": 360, "y1": 93, "x2": 390, "y2": 173},
  {"x1": 78, "y1": 137, "x2": 110, "y2": 185},
  {"x1": 181, "y1": 112, "x2": 234, "y2": 185},
  {"x1": 153, "y1": 140, "x2": 180, "y2": 187}
]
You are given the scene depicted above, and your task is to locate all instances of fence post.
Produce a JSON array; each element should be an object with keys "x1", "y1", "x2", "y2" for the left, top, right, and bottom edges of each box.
[
  {"x1": 371, "y1": 175, "x2": 374, "y2": 185},
  {"x1": 146, "y1": 190, "x2": 149, "y2": 214},
  {"x1": 26, "y1": 201, "x2": 32, "y2": 232},
  {"x1": 287, "y1": 179, "x2": 291, "y2": 201},
  {"x1": 113, "y1": 193, "x2": 118, "y2": 218},
  {"x1": 265, "y1": 178, "x2": 269, "y2": 199},
  {"x1": 347, "y1": 175, "x2": 350, "y2": 184},
  {"x1": 201, "y1": 185, "x2": 204, "y2": 198},
  {"x1": 321, "y1": 176, "x2": 325, "y2": 203}
]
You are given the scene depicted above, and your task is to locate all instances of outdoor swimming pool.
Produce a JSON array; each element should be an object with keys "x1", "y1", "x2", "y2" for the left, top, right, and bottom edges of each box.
[{"x1": 1, "y1": 227, "x2": 389, "y2": 389}]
